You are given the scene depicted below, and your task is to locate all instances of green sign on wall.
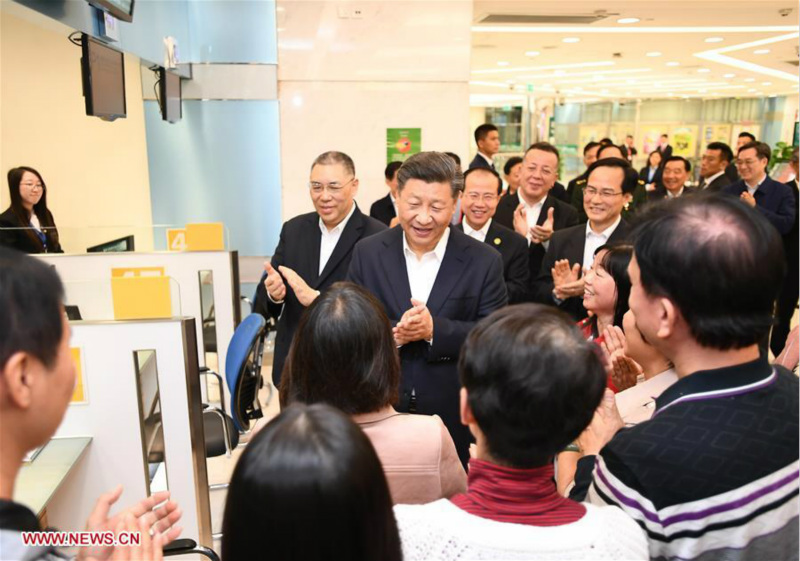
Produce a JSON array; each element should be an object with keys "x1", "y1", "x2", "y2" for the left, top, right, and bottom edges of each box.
[{"x1": 387, "y1": 128, "x2": 421, "y2": 164}]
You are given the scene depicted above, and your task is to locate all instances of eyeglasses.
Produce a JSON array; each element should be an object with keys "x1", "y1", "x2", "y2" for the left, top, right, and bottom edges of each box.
[
  {"x1": 526, "y1": 165, "x2": 555, "y2": 177},
  {"x1": 21, "y1": 182, "x2": 43, "y2": 191},
  {"x1": 309, "y1": 177, "x2": 355, "y2": 195},
  {"x1": 582, "y1": 186, "x2": 623, "y2": 200},
  {"x1": 735, "y1": 158, "x2": 761, "y2": 167},
  {"x1": 465, "y1": 192, "x2": 498, "y2": 203}
]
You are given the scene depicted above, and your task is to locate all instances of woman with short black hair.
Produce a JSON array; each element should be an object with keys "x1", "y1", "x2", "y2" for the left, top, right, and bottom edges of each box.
[{"x1": 222, "y1": 404, "x2": 402, "y2": 561}]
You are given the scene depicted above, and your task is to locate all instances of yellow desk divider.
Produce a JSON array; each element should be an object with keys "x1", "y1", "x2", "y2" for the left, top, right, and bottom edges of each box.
[
  {"x1": 70, "y1": 348, "x2": 87, "y2": 404},
  {"x1": 185, "y1": 223, "x2": 225, "y2": 251},
  {"x1": 111, "y1": 272, "x2": 173, "y2": 320}
]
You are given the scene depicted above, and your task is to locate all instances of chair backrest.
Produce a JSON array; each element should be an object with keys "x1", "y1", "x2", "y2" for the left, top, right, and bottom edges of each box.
[{"x1": 225, "y1": 313, "x2": 267, "y2": 432}]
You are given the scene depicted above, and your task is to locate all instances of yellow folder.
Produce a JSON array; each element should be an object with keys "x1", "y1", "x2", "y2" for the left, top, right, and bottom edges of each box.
[{"x1": 185, "y1": 222, "x2": 224, "y2": 251}]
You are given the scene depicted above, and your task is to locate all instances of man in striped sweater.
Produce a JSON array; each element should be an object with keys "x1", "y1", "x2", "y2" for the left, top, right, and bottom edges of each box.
[{"x1": 584, "y1": 195, "x2": 799, "y2": 561}]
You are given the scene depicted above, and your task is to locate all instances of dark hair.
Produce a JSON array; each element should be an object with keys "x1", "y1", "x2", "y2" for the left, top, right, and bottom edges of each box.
[
  {"x1": 738, "y1": 132, "x2": 756, "y2": 142},
  {"x1": 664, "y1": 156, "x2": 691, "y2": 172},
  {"x1": 464, "y1": 167, "x2": 503, "y2": 196},
  {"x1": 474, "y1": 123, "x2": 498, "y2": 144},
  {"x1": 738, "y1": 141, "x2": 771, "y2": 161},
  {"x1": 311, "y1": 151, "x2": 356, "y2": 176},
  {"x1": 459, "y1": 305, "x2": 606, "y2": 468},
  {"x1": 597, "y1": 144, "x2": 624, "y2": 160},
  {"x1": 599, "y1": 138, "x2": 614, "y2": 146},
  {"x1": 583, "y1": 141, "x2": 601, "y2": 155},
  {"x1": 397, "y1": 151, "x2": 463, "y2": 197},
  {"x1": 647, "y1": 150, "x2": 662, "y2": 167},
  {"x1": 503, "y1": 156, "x2": 523, "y2": 176},
  {"x1": 585, "y1": 158, "x2": 637, "y2": 195},
  {"x1": 525, "y1": 141, "x2": 560, "y2": 162},
  {"x1": 7, "y1": 166, "x2": 58, "y2": 250},
  {"x1": 706, "y1": 142, "x2": 734, "y2": 164},
  {"x1": 0, "y1": 248, "x2": 65, "y2": 370},
  {"x1": 280, "y1": 283, "x2": 400, "y2": 415},
  {"x1": 384, "y1": 161, "x2": 403, "y2": 181},
  {"x1": 625, "y1": 134, "x2": 633, "y2": 140},
  {"x1": 222, "y1": 404, "x2": 401, "y2": 561},
  {"x1": 444, "y1": 151, "x2": 462, "y2": 167},
  {"x1": 632, "y1": 196, "x2": 785, "y2": 349},
  {"x1": 660, "y1": 134, "x2": 669, "y2": 139},
  {"x1": 594, "y1": 243, "x2": 633, "y2": 329}
]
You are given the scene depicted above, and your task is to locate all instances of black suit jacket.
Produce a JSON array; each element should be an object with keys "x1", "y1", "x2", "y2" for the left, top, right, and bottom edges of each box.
[
  {"x1": 369, "y1": 193, "x2": 396, "y2": 226},
  {"x1": 658, "y1": 144, "x2": 673, "y2": 160},
  {"x1": 699, "y1": 173, "x2": 732, "y2": 193},
  {"x1": 254, "y1": 206, "x2": 386, "y2": 385},
  {"x1": 494, "y1": 193, "x2": 580, "y2": 293},
  {"x1": 723, "y1": 177, "x2": 797, "y2": 235},
  {"x1": 456, "y1": 220, "x2": 529, "y2": 304},
  {"x1": 534, "y1": 220, "x2": 632, "y2": 319},
  {"x1": 725, "y1": 162, "x2": 740, "y2": 183},
  {"x1": 0, "y1": 207, "x2": 62, "y2": 254},
  {"x1": 347, "y1": 226, "x2": 507, "y2": 465},
  {"x1": 551, "y1": 181, "x2": 569, "y2": 204},
  {"x1": 639, "y1": 165, "x2": 663, "y2": 188},
  {"x1": 646, "y1": 185, "x2": 697, "y2": 202},
  {"x1": 468, "y1": 153, "x2": 494, "y2": 171}
]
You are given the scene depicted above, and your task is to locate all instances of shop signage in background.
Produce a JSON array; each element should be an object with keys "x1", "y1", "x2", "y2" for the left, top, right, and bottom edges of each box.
[
  {"x1": 387, "y1": 128, "x2": 421, "y2": 163},
  {"x1": 671, "y1": 126, "x2": 698, "y2": 158}
]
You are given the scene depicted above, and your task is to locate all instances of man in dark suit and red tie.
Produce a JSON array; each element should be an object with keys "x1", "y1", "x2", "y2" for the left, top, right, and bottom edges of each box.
[
  {"x1": 348, "y1": 151, "x2": 508, "y2": 466},
  {"x1": 468, "y1": 124, "x2": 500, "y2": 171},
  {"x1": 254, "y1": 151, "x2": 386, "y2": 387}
]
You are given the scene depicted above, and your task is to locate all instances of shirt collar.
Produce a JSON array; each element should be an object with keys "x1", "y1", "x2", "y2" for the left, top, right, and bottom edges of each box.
[
  {"x1": 586, "y1": 214, "x2": 621, "y2": 239},
  {"x1": 463, "y1": 217, "x2": 492, "y2": 238},
  {"x1": 403, "y1": 226, "x2": 450, "y2": 262},
  {"x1": 653, "y1": 355, "x2": 775, "y2": 418},
  {"x1": 478, "y1": 152, "x2": 494, "y2": 165},
  {"x1": 318, "y1": 202, "x2": 356, "y2": 236},
  {"x1": 703, "y1": 170, "x2": 726, "y2": 185},
  {"x1": 744, "y1": 173, "x2": 768, "y2": 192},
  {"x1": 666, "y1": 186, "x2": 685, "y2": 198},
  {"x1": 518, "y1": 191, "x2": 546, "y2": 210}
]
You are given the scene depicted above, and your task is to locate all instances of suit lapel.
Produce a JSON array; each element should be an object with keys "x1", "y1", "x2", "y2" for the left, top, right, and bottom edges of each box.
[
  {"x1": 379, "y1": 228, "x2": 413, "y2": 313},
  {"x1": 315, "y1": 206, "x2": 365, "y2": 288},
  {"x1": 303, "y1": 214, "x2": 322, "y2": 284},
  {"x1": 426, "y1": 228, "x2": 472, "y2": 316},
  {"x1": 537, "y1": 196, "x2": 554, "y2": 226}
]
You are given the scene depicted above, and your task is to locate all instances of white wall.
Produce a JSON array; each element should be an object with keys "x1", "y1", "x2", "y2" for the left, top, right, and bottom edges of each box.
[
  {"x1": 276, "y1": 0, "x2": 472, "y2": 222},
  {"x1": 0, "y1": 8, "x2": 154, "y2": 252}
]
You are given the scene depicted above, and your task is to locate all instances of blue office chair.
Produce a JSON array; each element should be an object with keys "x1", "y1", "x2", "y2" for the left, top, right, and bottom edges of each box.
[{"x1": 199, "y1": 313, "x2": 267, "y2": 458}]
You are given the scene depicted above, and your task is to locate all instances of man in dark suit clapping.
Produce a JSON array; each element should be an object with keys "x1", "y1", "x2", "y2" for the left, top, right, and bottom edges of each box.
[
  {"x1": 254, "y1": 151, "x2": 386, "y2": 387},
  {"x1": 348, "y1": 152, "x2": 507, "y2": 466}
]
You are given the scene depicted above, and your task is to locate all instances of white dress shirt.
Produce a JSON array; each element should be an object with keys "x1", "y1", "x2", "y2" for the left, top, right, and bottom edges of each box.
[
  {"x1": 318, "y1": 203, "x2": 356, "y2": 275},
  {"x1": 462, "y1": 218, "x2": 491, "y2": 244},
  {"x1": 701, "y1": 170, "x2": 725, "y2": 189},
  {"x1": 402, "y1": 227, "x2": 450, "y2": 305},
  {"x1": 666, "y1": 186, "x2": 685, "y2": 199},
  {"x1": 519, "y1": 192, "x2": 545, "y2": 229},
  {"x1": 390, "y1": 193, "x2": 398, "y2": 217},
  {"x1": 583, "y1": 215, "x2": 622, "y2": 271},
  {"x1": 745, "y1": 173, "x2": 767, "y2": 196}
]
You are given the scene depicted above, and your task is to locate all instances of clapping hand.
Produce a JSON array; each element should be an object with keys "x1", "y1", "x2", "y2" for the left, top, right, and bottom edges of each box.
[
  {"x1": 740, "y1": 191, "x2": 757, "y2": 208},
  {"x1": 393, "y1": 299, "x2": 433, "y2": 346},
  {"x1": 263, "y1": 261, "x2": 286, "y2": 302},
  {"x1": 576, "y1": 389, "x2": 624, "y2": 456},
  {"x1": 278, "y1": 266, "x2": 319, "y2": 307},
  {"x1": 530, "y1": 207, "x2": 554, "y2": 244},
  {"x1": 512, "y1": 204, "x2": 529, "y2": 238},
  {"x1": 552, "y1": 259, "x2": 583, "y2": 299},
  {"x1": 602, "y1": 325, "x2": 641, "y2": 392}
]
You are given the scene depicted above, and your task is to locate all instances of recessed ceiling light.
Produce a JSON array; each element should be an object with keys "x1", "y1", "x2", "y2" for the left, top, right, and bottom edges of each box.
[
  {"x1": 762, "y1": 81, "x2": 772, "y2": 85},
  {"x1": 617, "y1": 17, "x2": 640, "y2": 24},
  {"x1": 723, "y1": 73, "x2": 736, "y2": 78},
  {"x1": 697, "y1": 68, "x2": 711, "y2": 73},
  {"x1": 753, "y1": 49, "x2": 770, "y2": 54},
  {"x1": 705, "y1": 37, "x2": 724, "y2": 43},
  {"x1": 646, "y1": 51, "x2": 662, "y2": 57},
  {"x1": 525, "y1": 51, "x2": 541, "y2": 57},
  {"x1": 744, "y1": 77, "x2": 756, "y2": 82},
  {"x1": 497, "y1": 61, "x2": 510, "y2": 66},
  {"x1": 747, "y1": 88, "x2": 757, "y2": 92},
  {"x1": 666, "y1": 61, "x2": 680, "y2": 67},
  {"x1": 563, "y1": 37, "x2": 581, "y2": 43}
]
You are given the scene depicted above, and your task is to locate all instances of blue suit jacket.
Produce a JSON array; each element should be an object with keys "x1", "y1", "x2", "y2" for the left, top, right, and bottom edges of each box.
[
  {"x1": 347, "y1": 226, "x2": 507, "y2": 464},
  {"x1": 723, "y1": 176, "x2": 796, "y2": 235}
]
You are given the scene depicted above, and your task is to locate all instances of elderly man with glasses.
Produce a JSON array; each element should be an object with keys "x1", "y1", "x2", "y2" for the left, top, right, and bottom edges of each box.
[
  {"x1": 533, "y1": 158, "x2": 635, "y2": 319},
  {"x1": 253, "y1": 151, "x2": 386, "y2": 387}
]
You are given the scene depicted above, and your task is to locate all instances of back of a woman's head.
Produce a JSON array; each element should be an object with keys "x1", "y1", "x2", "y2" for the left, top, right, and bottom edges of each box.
[
  {"x1": 280, "y1": 282, "x2": 400, "y2": 414},
  {"x1": 222, "y1": 404, "x2": 401, "y2": 561}
]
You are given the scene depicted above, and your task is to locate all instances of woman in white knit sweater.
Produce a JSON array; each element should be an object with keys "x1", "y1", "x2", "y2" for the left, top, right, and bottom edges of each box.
[{"x1": 393, "y1": 304, "x2": 648, "y2": 560}]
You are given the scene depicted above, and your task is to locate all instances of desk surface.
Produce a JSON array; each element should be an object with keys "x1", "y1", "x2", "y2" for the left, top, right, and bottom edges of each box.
[{"x1": 14, "y1": 437, "x2": 92, "y2": 516}]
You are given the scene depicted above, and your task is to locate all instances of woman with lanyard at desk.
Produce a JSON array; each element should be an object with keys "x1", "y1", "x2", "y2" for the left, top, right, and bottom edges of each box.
[{"x1": 0, "y1": 166, "x2": 63, "y2": 254}]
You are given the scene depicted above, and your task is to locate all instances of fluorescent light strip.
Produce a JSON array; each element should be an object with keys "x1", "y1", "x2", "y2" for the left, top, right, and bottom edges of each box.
[
  {"x1": 472, "y1": 26, "x2": 797, "y2": 34},
  {"x1": 515, "y1": 68, "x2": 652, "y2": 80},
  {"x1": 694, "y1": 33, "x2": 799, "y2": 82},
  {"x1": 472, "y1": 61, "x2": 614, "y2": 75}
]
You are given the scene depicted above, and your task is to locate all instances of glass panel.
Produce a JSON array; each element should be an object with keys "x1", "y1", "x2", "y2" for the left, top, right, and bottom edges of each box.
[
  {"x1": 133, "y1": 350, "x2": 169, "y2": 496},
  {"x1": 198, "y1": 270, "x2": 221, "y2": 403}
]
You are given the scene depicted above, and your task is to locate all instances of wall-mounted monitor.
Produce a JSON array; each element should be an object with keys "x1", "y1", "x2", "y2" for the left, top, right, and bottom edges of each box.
[
  {"x1": 86, "y1": 0, "x2": 135, "y2": 23},
  {"x1": 87, "y1": 235, "x2": 135, "y2": 253},
  {"x1": 81, "y1": 34, "x2": 126, "y2": 121},
  {"x1": 159, "y1": 68, "x2": 182, "y2": 123}
]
